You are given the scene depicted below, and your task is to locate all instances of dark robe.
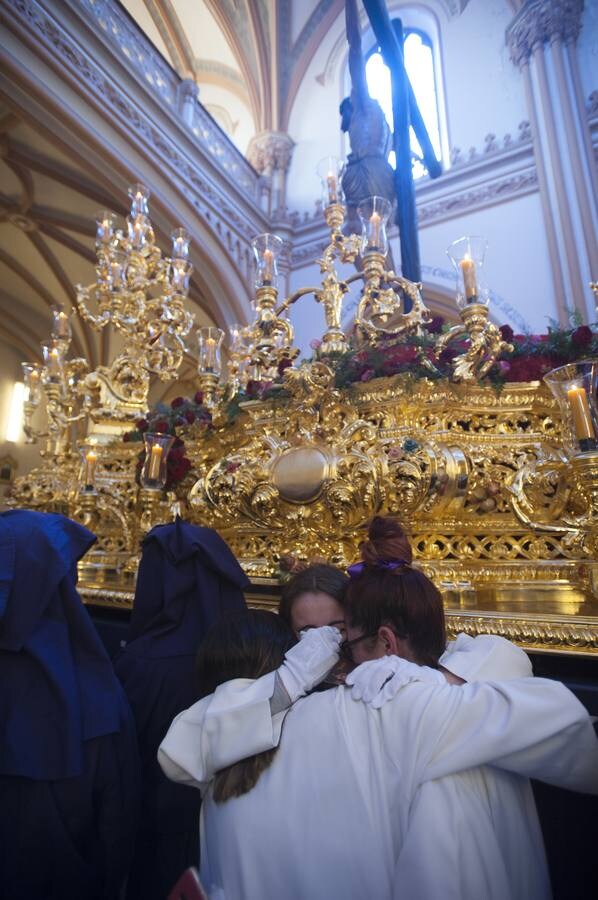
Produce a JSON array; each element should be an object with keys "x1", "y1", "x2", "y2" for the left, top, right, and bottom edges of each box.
[
  {"x1": 114, "y1": 518, "x2": 249, "y2": 900},
  {"x1": 0, "y1": 510, "x2": 140, "y2": 900}
]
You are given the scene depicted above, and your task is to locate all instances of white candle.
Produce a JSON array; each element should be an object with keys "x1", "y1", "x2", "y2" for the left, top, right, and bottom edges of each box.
[
  {"x1": 567, "y1": 386, "x2": 596, "y2": 440},
  {"x1": 84, "y1": 450, "x2": 97, "y2": 486},
  {"x1": 368, "y1": 212, "x2": 381, "y2": 249},
  {"x1": 326, "y1": 172, "x2": 338, "y2": 205},
  {"x1": 459, "y1": 254, "x2": 478, "y2": 301},
  {"x1": 148, "y1": 444, "x2": 163, "y2": 480},
  {"x1": 262, "y1": 249, "x2": 274, "y2": 284}
]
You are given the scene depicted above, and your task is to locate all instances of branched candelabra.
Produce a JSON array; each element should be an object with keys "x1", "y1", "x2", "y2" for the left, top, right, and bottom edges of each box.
[
  {"x1": 76, "y1": 185, "x2": 194, "y2": 423},
  {"x1": 22, "y1": 306, "x2": 90, "y2": 457}
]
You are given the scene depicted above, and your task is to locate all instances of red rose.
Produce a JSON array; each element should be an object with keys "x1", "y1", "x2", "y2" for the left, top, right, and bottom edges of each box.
[
  {"x1": 425, "y1": 315, "x2": 444, "y2": 334},
  {"x1": 173, "y1": 436, "x2": 184, "y2": 449},
  {"x1": 184, "y1": 409, "x2": 195, "y2": 424},
  {"x1": 506, "y1": 355, "x2": 552, "y2": 382},
  {"x1": 499, "y1": 324, "x2": 514, "y2": 342},
  {"x1": 153, "y1": 420, "x2": 169, "y2": 433},
  {"x1": 277, "y1": 358, "x2": 293, "y2": 377},
  {"x1": 572, "y1": 325, "x2": 593, "y2": 348},
  {"x1": 193, "y1": 391, "x2": 204, "y2": 405},
  {"x1": 136, "y1": 418, "x2": 149, "y2": 432},
  {"x1": 171, "y1": 396, "x2": 185, "y2": 409}
]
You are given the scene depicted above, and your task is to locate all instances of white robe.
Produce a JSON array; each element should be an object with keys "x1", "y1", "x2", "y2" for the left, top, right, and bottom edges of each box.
[
  {"x1": 159, "y1": 653, "x2": 598, "y2": 900},
  {"x1": 396, "y1": 635, "x2": 548, "y2": 900}
]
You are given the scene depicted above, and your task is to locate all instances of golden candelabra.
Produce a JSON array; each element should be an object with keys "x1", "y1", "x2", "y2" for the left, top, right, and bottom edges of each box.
[{"x1": 10, "y1": 164, "x2": 598, "y2": 655}]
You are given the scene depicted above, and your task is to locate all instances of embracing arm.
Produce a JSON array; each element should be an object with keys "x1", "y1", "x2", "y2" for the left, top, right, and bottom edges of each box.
[
  {"x1": 158, "y1": 627, "x2": 341, "y2": 790},
  {"x1": 408, "y1": 675, "x2": 598, "y2": 793}
]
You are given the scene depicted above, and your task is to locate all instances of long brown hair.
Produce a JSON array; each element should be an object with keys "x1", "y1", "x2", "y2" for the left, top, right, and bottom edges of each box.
[
  {"x1": 278, "y1": 563, "x2": 349, "y2": 628},
  {"x1": 196, "y1": 610, "x2": 296, "y2": 802},
  {"x1": 345, "y1": 516, "x2": 445, "y2": 667}
]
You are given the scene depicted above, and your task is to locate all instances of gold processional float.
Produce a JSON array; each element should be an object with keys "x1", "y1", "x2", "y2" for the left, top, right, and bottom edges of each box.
[{"x1": 10, "y1": 166, "x2": 598, "y2": 656}]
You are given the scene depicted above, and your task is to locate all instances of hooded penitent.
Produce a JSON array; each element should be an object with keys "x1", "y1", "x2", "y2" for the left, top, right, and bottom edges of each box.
[
  {"x1": 114, "y1": 517, "x2": 249, "y2": 900},
  {"x1": 0, "y1": 509, "x2": 140, "y2": 900}
]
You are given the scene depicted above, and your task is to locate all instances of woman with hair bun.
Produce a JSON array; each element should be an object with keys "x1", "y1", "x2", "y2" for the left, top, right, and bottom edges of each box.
[{"x1": 343, "y1": 516, "x2": 447, "y2": 670}]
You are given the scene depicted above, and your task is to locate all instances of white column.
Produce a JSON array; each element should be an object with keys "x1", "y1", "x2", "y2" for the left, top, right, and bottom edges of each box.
[{"x1": 507, "y1": 0, "x2": 597, "y2": 323}]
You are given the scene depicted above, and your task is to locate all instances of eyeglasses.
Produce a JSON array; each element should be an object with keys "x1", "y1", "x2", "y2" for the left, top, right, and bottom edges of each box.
[{"x1": 340, "y1": 631, "x2": 378, "y2": 662}]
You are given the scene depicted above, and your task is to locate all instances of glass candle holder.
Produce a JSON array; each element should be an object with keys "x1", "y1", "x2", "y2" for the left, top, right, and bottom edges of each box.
[
  {"x1": 197, "y1": 326, "x2": 224, "y2": 375},
  {"x1": 357, "y1": 196, "x2": 392, "y2": 256},
  {"x1": 544, "y1": 360, "x2": 598, "y2": 456},
  {"x1": 228, "y1": 323, "x2": 246, "y2": 354},
  {"x1": 171, "y1": 227, "x2": 191, "y2": 260},
  {"x1": 41, "y1": 341, "x2": 64, "y2": 383},
  {"x1": 251, "y1": 233, "x2": 283, "y2": 289},
  {"x1": 447, "y1": 236, "x2": 489, "y2": 307},
  {"x1": 169, "y1": 259, "x2": 193, "y2": 295},
  {"x1": 128, "y1": 183, "x2": 150, "y2": 218},
  {"x1": 127, "y1": 214, "x2": 150, "y2": 251},
  {"x1": 96, "y1": 210, "x2": 118, "y2": 245},
  {"x1": 109, "y1": 250, "x2": 128, "y2": 291},
  {"x1": 142, "y1": 432, "x2": 175, "y2": 490},
  {"x1": 51, "y1": 304, "x2": 72, "y2": 342},
  {"x1": 21, "y1": 363, "x2": 43, "y2": 405},
  {"x1": 80, "y1": 447, "x2": 99, "y2": 492},
  {"x1": 316, "y1": 156, "x2": 344, "y2": 207}
]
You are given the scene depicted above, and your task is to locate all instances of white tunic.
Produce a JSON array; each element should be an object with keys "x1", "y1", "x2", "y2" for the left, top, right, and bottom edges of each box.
[
  {"x1": 396, "y1": 635, "x2": 548, "y2": 900},
  {"x1": 159, "y1": 661, "x2": 598, "y2": 900}
]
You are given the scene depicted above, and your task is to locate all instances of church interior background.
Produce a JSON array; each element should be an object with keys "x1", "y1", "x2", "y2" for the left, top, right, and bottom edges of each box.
[{"x1": 1, "y1": 0, "x2": 598, "y2": 656}]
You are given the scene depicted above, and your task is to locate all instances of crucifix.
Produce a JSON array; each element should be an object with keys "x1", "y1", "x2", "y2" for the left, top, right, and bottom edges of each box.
[{"x1": 342, "y1": 0, "x2": 441, "y2": 291}]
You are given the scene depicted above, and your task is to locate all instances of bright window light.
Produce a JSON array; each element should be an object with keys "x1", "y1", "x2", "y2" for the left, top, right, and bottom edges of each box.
[
  {"x1": 366, "y1": 30, "x2": 442, "y2": 179},
  {"x1": 5, "y1": 381, "x2": 25, "y2": 442}
]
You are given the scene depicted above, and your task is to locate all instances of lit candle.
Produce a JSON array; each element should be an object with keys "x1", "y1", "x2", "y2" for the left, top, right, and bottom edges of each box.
[
  {"x1": 47, "y1": 348, "x2": 62, "y2": 378},
  {"x1": 326, "y1": 172, "x2": 338, "y2": 205},
  {"x1": 110, "y1": 256, "x2": 126, "y2": 290},
  {"x1": 262, "y1": 249, "x2": 274, "y2": 284},
  {"x1": 567, "y1": 385, "x2": 597, "y2": 450},
  {"x1": 368, "y1": 211, "x2": 381, "y2": 249},
  {"x1": 30, "y1": 369, "x2": 40, "y2": 385},
  {"x1": 171, "y1": 229, "x2": 190, "y2": 260},
  {"x1": 148, "y1": 443, "x2": 163, "y2": 480},
  {"x1": 96, "y1": 214, "x2": 114, "y2": 244},
  {"x1": 459, "y1": 254, "x2": 478, "y2": 302},
  {"x1": 133, "y1": 218, "x2": 144, "y2": 248},
  {"x1": 84, "y1": 450, "x2": 97, "y2": 487},
  {"x1": 52, "y1": 308, "x2": 70, "y2": 340},
  {"x1": 205, "y1": 337, "x2": 216, "y2": 370}
]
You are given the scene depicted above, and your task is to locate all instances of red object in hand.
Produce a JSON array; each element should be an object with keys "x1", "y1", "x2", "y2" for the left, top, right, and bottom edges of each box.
[{"x1": 168, "y1": 867, "x2": 208, "y2": 900}]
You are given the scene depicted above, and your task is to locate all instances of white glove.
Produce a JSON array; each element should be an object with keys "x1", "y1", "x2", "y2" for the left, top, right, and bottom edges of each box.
[
  {"x1": 347, "y1": 655, "x2": 446, "y2": 709},
  {"x1": 278, "y1": 626, "x2": 342, "y2": 702}
]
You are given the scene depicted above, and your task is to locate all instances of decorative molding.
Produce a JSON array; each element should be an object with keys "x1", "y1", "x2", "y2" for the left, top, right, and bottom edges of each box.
[
  {"x1": 417, "y1": 170, "x2": 538, "y2": 225},
  {"x1": 247, "y1": 130, "x2": 295, "y2": 175},
  {"x1": 506, "y1": 0, "x2": 584, "y2": 68},
  {"x1": 449, "y1": 121, "x2": 531, "y2": 167}
]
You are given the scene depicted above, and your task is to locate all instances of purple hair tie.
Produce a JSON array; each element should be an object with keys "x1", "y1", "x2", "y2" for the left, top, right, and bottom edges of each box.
[{"x1": 347, "y1": 559, "x2": 407, "y2": 578}]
